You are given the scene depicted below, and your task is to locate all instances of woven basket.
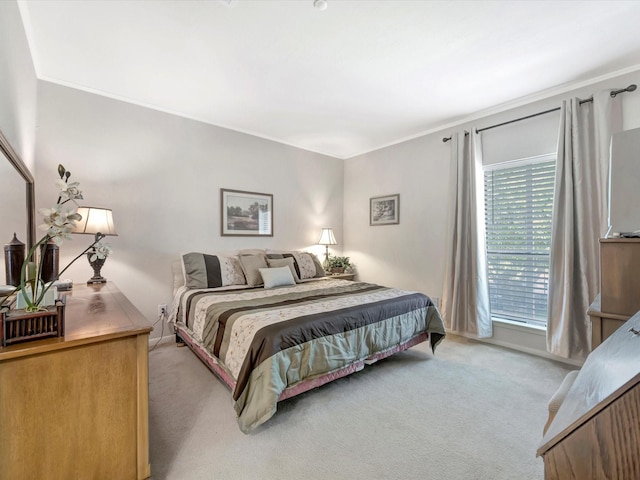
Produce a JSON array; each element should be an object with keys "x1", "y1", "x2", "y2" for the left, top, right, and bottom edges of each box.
[{"x1": 1, "y1": 300, "x2": 65, "y2": 347}]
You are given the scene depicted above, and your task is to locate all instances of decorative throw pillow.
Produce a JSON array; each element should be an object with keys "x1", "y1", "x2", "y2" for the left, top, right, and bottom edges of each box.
[
  {"x1": 267, "y1": 251, "x2": 324, "y2": 279},
  {"x1": 267, "y1": 257, "x2": 301, "y2": 283},
  {"x1": 220, "y1": 256, "x2": 246, "y2": 285},
  {"x1": 259, "y1": 266, "x2": 296, "y2": 289},
  {"x1": 238, "y1": 254, "x2": 269, "y2": 287},
  {"x1": 267, "y1": 253, "x2": 298, "y2": 277},
  {"x1": 306, "y1": 252, "x2": 326, "y2": 278},
  {"x1": 293, "y1": 252, "x2": 318, "y2": 280},
  {"x1": 182, "y1": 252, "x2": 246, "y2": 289}
]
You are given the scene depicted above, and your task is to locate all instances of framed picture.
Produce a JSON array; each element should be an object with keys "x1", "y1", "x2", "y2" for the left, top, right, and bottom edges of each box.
[
  {"x1": 370, "y1": 194, "x2": 400, "y2": 226},
  {"x1": 221, "y1": 189, "x2": 273, "y2": 236}
]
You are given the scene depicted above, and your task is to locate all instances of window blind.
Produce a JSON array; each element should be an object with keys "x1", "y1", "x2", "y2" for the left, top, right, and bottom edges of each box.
[{"x1": 484, "y1": 157, "x2": 555, "y2": 328}]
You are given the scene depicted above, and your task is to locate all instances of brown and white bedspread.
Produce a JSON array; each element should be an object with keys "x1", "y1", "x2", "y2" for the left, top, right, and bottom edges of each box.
[{"x1": 170, "y1": 278, "x2": 445, "y2": 433}]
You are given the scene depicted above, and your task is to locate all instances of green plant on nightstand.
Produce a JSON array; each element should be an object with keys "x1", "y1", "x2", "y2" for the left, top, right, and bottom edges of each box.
[{"x1": 326, "y1": 255, "x2": 351, "y2": 274}]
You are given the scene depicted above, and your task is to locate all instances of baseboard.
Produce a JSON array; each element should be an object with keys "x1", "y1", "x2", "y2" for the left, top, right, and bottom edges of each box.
[
  {"x1": 475, "y1": 336, "x2": 583, "y2": 367},
  {"x1": 449, "y1": 328, "x2": 583, "y2": 367},
  {"x1": 148, "y1": 334, "x2": 175, "y2": 349}
]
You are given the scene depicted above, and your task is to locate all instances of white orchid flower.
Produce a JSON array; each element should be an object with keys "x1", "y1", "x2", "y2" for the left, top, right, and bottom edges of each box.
[
  {"x1": 56, "y1": 179, "x2": 83, "y2": 202},
  {"x1": 18, "y1": 164, "x2": 111, "y2": 313},
  {"x1": 90, "y1": 241, "x2": 112, "y2": 262},
  {"x1": 38, "y1": 205, "x2": 82, "y2": 244},
  {"x1": 47, "y1": 226, "x2": 74, "y2": 245}
]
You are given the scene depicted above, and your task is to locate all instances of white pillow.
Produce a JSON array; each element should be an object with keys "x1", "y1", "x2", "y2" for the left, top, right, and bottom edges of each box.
[{"x1": 259, "y1": 266, "x2": 296, "y2": 289}]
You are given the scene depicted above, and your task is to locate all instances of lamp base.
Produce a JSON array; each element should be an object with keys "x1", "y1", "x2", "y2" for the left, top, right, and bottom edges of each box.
[
  {"x1": 87, "y1": 252, "x2": 107, "y2": 285},
  {"x1": 87, "y1": 277, "x2": 107, "y2": 285},
  {"x1": 323, "y1": 245, "x2": 330, "y2": 270}
]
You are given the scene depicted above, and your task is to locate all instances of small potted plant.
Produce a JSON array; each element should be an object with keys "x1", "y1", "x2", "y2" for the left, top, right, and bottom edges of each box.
[{"x1": 326, "y1": 255, "x2": 351, "y2": 274}]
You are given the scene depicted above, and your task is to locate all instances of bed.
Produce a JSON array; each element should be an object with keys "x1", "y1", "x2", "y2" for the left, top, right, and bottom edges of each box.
[{"x1": 169, "y1": 250, "x2": 446, "y2": 433}]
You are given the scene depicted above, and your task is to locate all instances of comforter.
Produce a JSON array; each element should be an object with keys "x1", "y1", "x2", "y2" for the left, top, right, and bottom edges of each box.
[{"x1": 170, "y1": 278, "x2": 445, "y2": 433}]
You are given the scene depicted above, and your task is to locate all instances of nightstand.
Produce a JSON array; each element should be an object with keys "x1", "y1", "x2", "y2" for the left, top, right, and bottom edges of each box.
[{"x1": 327, "y1": 273, "x2": 355, "y2": 281}]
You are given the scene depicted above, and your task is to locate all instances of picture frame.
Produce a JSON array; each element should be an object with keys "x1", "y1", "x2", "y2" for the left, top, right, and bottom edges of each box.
[
  {"x1": 370, "y1": 194, "x2": 400, "y2": 226},
  {"x1": 221, "y1": 188, "x2": 273, "y2": 236}
]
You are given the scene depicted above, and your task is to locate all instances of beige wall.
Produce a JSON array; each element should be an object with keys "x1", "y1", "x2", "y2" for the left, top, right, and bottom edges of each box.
[
  {"x1": 344, "y1": 68, "x2": 640, "y2": 361},
  {"x1": 0, "y1": 1, "x2": 37, "y2": 170},
  {"x1": 4, "y1": 0, "x2": 640, "y2": 351},
  {"x1": 34, "y1": 81, "x2": 344, "y2": 338},
  {"x1": 0, "y1": 1, "x2": 37, "y2": 283}
]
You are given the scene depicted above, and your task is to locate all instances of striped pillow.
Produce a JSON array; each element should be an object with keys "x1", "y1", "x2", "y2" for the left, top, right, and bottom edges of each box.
[
  {"x1": 307, "y1": 252, "x2": 326, "y2": 278},
  {"x1": 266, "y1": 252, "x2": 324, "y2": 280},
  {"x1": 182, "y1": 252, "x2": 246, "y2": 289}
]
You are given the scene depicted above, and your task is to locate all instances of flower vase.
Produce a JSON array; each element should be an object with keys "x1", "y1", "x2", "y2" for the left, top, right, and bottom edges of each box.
[
  {"x1": 3, "y1": 233, "x2": 25, "y2": 287},
  {"x1": 15, "y1": 284, "x2": 58, "y2": 309},
  {"x1": 39, "y1": 239, "x2": 59, "y2": 283}
]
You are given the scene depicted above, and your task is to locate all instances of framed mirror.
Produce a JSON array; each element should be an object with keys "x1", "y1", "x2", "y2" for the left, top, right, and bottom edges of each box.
[{"x1": 0, "y1": 129, "x2": 35, "y2": 284}]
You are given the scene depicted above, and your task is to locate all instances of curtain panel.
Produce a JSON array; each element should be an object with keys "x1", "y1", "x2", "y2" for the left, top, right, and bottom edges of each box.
[
  {"x1": 442, "y1": 131, "x2": 492, "y2": 338},
  {"x1": 546, "y1": 91, "x2": 622, "y2": 360}
]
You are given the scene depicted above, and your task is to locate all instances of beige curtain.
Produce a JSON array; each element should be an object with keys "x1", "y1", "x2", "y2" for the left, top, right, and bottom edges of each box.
[
  {"x1": 442, "y1": 130, "x2": 492, "y2": 338},
  {"x1": 547, "y1": 91, "x2": 622, "y2": 360}
]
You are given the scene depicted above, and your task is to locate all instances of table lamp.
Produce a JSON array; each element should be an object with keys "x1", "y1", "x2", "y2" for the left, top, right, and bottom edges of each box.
[
  {"x1": 317, "y1": 227, "x2": 337, "y2": 269},
  {"x1": 71, "y1": 207, "x2": 117, "y2": 284}
]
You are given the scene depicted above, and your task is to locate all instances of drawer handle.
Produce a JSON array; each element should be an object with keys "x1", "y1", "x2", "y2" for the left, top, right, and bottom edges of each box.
[{"x1": 629, "y1": 327, "x2": 640, "y2": 336}]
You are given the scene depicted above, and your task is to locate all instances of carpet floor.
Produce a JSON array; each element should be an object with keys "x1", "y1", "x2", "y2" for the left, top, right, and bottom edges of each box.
[{"x1": 148, "y1": 334, "x2": 574, "y2": 480}]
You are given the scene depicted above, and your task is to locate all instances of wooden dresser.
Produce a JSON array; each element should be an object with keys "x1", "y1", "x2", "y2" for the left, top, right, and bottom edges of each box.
[
  {"x1": 589, "y1": 238, "x2": 640, "y2": 349},
  {"x1": 0, "y1": 283, "x2": 152, "y2": 480},
  {"x1": 537, "y1": 310, "x2": 640, "y2": 479},
  {"x1": 587, "y1": 294, "x2": 631, "y2": 349}
]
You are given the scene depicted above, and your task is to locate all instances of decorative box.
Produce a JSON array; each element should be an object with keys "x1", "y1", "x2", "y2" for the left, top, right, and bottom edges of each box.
[{"x1": 0, "y1": 299, "x2": 66, "y2": 347}]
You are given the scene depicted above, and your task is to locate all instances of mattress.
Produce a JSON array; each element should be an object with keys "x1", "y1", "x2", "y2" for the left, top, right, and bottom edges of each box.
[{"x1": 169, "y1": 278, "x2": 445, "y2": 433}]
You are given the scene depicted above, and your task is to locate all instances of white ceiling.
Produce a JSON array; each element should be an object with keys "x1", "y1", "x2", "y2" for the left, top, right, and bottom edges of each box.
[{"x1": 17, "y1": 0, "x2": 640, "y2": 159}]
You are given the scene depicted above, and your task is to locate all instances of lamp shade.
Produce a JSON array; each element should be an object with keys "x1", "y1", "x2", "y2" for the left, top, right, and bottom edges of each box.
[
  {"x1": 71, "y1": 207, "x2": 118, "y2": 236},
  {"x1": 317, "y1": 228, "x2": 337, "y2": 246}
]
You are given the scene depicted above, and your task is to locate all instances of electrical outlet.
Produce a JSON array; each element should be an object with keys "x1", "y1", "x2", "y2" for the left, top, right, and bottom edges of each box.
[{"x1": 158, "y1": 304, "x2": 167, "y2": 317}]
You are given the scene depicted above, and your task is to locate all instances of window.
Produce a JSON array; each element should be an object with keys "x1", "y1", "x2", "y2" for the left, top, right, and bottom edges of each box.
[{"x1": 483, "y1": 154, "x2": 555, "y2": 328}]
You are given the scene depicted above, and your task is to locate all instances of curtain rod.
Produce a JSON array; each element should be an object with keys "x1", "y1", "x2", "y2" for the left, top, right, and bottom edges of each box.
[{"x1": 442, "y1": 84, "x2": 637, "y2": 142}]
